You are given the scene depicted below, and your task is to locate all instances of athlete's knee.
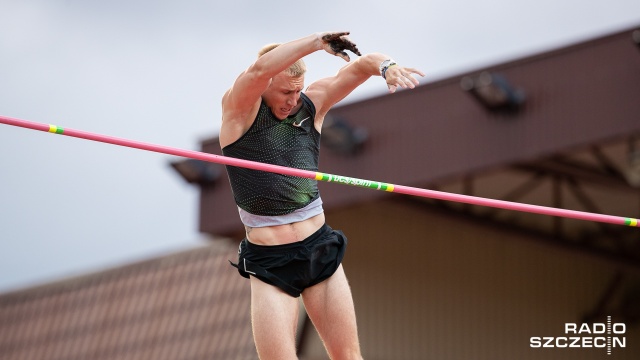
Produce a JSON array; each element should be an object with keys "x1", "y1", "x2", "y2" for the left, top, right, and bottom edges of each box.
[
  {"x1": 323, "y1": 334, "x2": 362, "y2": 360},
  {"x1": 326, "y1": 345, "x2": 363, "y2": 360}
]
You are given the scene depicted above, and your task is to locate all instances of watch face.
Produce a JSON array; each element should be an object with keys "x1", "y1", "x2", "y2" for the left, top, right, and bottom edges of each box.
[{"x1": 379, "y1": 60, "x2": 391, "y2": 72}]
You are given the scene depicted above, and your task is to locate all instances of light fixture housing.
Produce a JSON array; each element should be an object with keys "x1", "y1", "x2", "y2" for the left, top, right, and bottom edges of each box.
[
  {"x1": 321, "y1": 116, "x2": 368, "y2": 155},
  {"x1": 461, "y1": 71, "x2": 525, "y2": 112},
  {"x1": 170, "y1": 159, "x2": 221, "y2": 187}
]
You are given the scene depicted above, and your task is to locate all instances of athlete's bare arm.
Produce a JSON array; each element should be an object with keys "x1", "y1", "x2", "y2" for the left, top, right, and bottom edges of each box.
[
  {"x1": 305, "y1": 53, "x2": 425, "y2": 127},
  {"x1": 220, "y1": 32, "x2": 361, "y2": 147}
]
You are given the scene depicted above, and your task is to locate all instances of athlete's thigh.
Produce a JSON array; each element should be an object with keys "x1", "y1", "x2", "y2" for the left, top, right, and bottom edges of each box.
[
  {"x1": 301, "y1": 265, "x2": 360, "y2": 354},
  {"x1": 250, "y1": 277, "x2": 299, "y2": 359}
]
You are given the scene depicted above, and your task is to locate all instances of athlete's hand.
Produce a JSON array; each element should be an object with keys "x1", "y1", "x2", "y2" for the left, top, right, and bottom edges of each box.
[
  {"x1": 384, "y1": 65, "x2": 425, "y2": 93},
  {"x1": 318, "y1": 31, "x2": 361, "y2": 62}
]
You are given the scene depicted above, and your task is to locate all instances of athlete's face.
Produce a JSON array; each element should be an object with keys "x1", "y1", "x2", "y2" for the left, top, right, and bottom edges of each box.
[{"x1": 263, "y1": 73, "x2": 305, "y2": 120}]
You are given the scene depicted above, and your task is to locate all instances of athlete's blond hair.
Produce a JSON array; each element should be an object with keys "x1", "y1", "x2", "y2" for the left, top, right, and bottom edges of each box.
[{"x1": 258, "y1": 43, "x2": 307, "y2": 77}]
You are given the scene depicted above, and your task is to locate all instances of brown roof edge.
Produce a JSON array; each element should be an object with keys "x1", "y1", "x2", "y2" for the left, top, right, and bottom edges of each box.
[{"x1": 0, "y1": 238, "x2": 236, "y2": 301}]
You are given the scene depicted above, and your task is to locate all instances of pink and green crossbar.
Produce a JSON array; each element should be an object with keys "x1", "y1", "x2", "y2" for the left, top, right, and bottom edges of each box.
[{"x1": 1, "y1": 115, "x2": 638, "y2": 228}]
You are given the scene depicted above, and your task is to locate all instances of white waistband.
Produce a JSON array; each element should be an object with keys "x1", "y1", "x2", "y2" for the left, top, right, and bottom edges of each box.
[{"x1": 238, "y1": 197, "x2": 324, "y2": 227}]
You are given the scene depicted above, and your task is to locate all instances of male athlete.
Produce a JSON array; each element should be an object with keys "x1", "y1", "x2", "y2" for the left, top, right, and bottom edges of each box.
[{"x1": 220, "y1": 31, "x2": 424, "y2": 359}]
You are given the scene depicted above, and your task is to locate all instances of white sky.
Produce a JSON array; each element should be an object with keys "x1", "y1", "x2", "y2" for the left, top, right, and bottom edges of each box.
[{"x1": 1, "y1": 0, "x2": 639, "y2": 293}]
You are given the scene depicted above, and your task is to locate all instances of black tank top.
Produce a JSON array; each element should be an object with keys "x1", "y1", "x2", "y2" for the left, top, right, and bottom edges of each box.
[{"x1": 222, "y1": 93, "x2": 321, "y2": 216}]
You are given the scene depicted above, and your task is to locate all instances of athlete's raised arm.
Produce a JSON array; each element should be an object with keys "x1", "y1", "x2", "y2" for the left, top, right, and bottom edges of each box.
[
  {"x1": 220, "y1": 32, "x2": 360, "y2": 146},
  {"x1": 306, "y1": 53, "x2": 425, "y2": 120}
]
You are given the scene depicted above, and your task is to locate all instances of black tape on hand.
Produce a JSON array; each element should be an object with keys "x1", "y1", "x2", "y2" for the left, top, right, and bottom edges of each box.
[{"x1": 322, "y1": 33, "x2": 362, "y2": 58}]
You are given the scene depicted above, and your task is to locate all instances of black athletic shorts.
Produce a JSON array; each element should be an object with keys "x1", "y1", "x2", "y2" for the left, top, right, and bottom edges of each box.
[{"x1": 230, "y1": 224, "x2": 347, "y2": 297}]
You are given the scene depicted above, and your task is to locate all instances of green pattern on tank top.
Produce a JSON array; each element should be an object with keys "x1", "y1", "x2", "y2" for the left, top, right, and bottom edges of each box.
[{"x1": 222, "y1": 93, "x2": 321, "y2": 216}]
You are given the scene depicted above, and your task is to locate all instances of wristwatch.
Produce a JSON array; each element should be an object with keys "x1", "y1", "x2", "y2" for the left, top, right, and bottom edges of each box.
[{"x1": 379, "y1": 59, "x2": 397, "y2": 79}]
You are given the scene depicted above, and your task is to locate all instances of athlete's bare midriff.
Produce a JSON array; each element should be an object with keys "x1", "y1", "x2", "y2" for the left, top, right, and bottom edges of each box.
[{"x1": 245, "y1": 213, "x2": 325, "y2": 246}]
